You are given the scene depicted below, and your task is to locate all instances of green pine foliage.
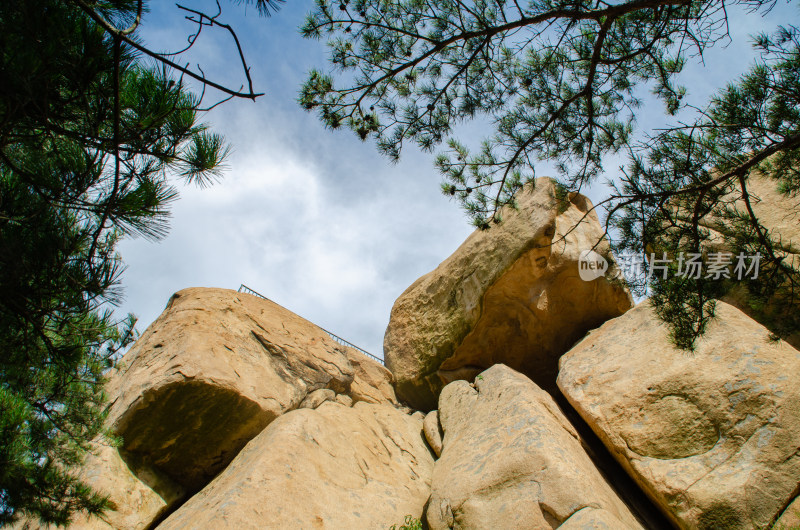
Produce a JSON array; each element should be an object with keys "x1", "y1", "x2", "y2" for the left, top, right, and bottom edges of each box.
[
  {"x1": 0, "y1": 0, "x2": 230, "y2": 525},
  {"x1": 299, "y1": 0, "x2": 745, "y2": 226},
  {"x1": 610, "y1": 26, "x2": 800, "y2": 348},
  {"x1": 301, "y1": 0, "x2": 799, "y2": 347}
]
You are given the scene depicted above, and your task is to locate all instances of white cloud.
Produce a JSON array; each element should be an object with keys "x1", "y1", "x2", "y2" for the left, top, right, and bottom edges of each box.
[
  {"x1": 117, "y1": 79, "x2": 472, "y2": 355},
  {"x1": 117, "y1": 0, "x2": 795, "y2": 358}
]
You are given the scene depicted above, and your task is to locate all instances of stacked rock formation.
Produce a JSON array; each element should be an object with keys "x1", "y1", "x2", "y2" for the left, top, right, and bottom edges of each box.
[
  {"x1": 381, "y1": 176, "x2": 800, "y2": 529},
  {"x1": 19, "y1": 176, "x2": 800, "y2": 530},
  {"x1": 64, "y1": 287, "x2": 415, "y2": 529}
]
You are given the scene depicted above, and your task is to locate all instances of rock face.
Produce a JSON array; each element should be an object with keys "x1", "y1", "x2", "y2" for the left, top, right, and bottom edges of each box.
[
  {"x1": 67, "y1": 443, "x2": 184, "y2": 530},
  {"x1": 423, "y1": 411, "x2": 443, "y2": 458},
  {"x1": 299, "y1": 388, "x2": 336, "y2": 409},
  {"x1": 717, "y1": 173, "x2": 800, "y2": 348},
  {"x1": 558, "y1": 301, "x2": 800, "y2": 529},
  {"x1": 158, "y1": 401, "x2": 434, "y2": 529},
  {"x1": 774, "y1": 496, "x2": 800, "y2": 529},
  {"x1": 345, "y1": 347, "x2": 398, "y2": 405},
  {"x1": 23, "y1": 276, "x2": 800, "y2": 530},
  {"x1": 426, "y1": 364, "x2": 642, "y2": 530},
  {"x1": 384, "y1": 178, "x2": 632, "y2": 410},
  {"x1": 663, "y1": 171, "x2": 800, "y2": 348},
  {"x1": 103, "y1": 287, "x2": 393, "y2": 502},
  {"x1": 737, "y1": 172, "x2": 800, "y2": 252}
]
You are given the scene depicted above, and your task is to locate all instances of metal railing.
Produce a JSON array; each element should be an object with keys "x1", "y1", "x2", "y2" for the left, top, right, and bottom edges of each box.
[{"x1": 237, "y1": 284, "x2": 385, "y2": 366}]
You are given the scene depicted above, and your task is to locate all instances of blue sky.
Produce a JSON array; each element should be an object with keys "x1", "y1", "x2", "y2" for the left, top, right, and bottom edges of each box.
[{"x1": 117, "y1": 0, "x2": 797, "y2": 357}]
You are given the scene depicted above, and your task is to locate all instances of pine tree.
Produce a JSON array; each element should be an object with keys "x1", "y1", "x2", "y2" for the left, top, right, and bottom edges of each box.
[
  {"x1": 0, "y1": 0, "x2": 269, "y2": 524},
  {"x1": 300, "y1": 0, "x2": 799, "y2": 346},
  {"x1": 610, "y1": 26, "x2": 800, "y2": 347}
]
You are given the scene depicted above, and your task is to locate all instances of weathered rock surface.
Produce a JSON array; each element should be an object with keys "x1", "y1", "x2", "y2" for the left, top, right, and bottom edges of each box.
[
  {"x1": 100, "y1": 287, "x2": 396, "y2": 506},
  {"x1": 558, "y1": 300, "x2": 800, "y2": 529},
  {"x1": 718, "y1": 173, "x2": 800, "y2": 348},
  {"x1": 774, "y1": 496, "x2": 800, "y2": 529},
  {"x1": 60, "y1": 443, "x2": 184, "y2": 530},
  {"x1": 738, "y1": 172, "x2": 800, "y2": 253},
  {"x1": 104, "y1": 287, "x2": 360, "y2": 494},
  {"x1": 299, "y1": 388, "x2": 336, "y2": 409},
  {"x1": 384, "y1": 178, "x2": 632, "y2": 410},
  {"x1": 423, "y1": 410, "x2": 443, "y2": 458},
  {"x1": 158, "y1": 401, "x2": 434, "y2": 529},
  {"x1": 345, "y1": 347, "x2": 398, "y2": 405},
  {"x1": 664, "y1": 171, "x2": 800, "y2": 348},
  {"x1": 426, "y1": 364, "x2": 642, "y2": 530},
  {"x1": 335, "y1": 393, "x2": 354, "y2": 407}
]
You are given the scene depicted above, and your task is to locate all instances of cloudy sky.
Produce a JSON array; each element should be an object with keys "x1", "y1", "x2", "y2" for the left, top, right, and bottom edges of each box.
[{"x1": 117, "y1": 0, "x2": 795, "y2": 358}]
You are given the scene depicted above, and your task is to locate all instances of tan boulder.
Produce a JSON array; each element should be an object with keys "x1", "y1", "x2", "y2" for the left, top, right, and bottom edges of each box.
[
  {"x1": 104, "y1": 287, "x2": 360, "y2": 494},
  {"x1": 558, "y1": 507, "x2": 640, "y2": 529},
  {"x1": 423, "y1": 410, "x2": 443, "y2": 458},
  {"x1": 384, "y1": 178, "x2": 632, "y2": 410},
  {"x1": 299, "y1": 388, "x2": 336, "y2": 409},
  {"x1": 16, "y1": 443, "x2": 185, "y2": 530},
  {"x1": 662, "y1": 171, "x2": 800, "y2": 347},
  {"x1": 717, "y1": 173, "x2": 800, "y2": 347},
  {"x1": 335, "y1": 393, "x2": 354, "y2": 407},
  {"x1": 426, "y1": 364, "x2": 643, "y2": 530},
  {"x1": 345, "y1": 347, "x2": 398, "y2": 405},
  {"x1": 158, "y1": 401, "x2": 434, "y2": 529},
  {"x1": 737, "y1": 171, "x2": 800, "y2": 252},
  {"x1": 53, "y1": 287, "x2": 396, "y2": 529},
  {"x1": 691, "y1": 171, "x2": 800, "y2": 257},
  {"x1": 76, "y1": 444, "x2": 184, "y2": 529},
  {"x1": 558, "y1": 300, "x2": 800, "y2": 529}
]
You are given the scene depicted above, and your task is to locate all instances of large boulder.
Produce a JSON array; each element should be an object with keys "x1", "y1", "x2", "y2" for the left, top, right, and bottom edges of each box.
[
  {"x1": 426, "y1": 364, "x2": 643, "y2": 530},
  {"x1": 158, "y1": 401, "x2": 434, "y2": 529},
  {"x1": 558, "y1": 300, "x2": 800, "y2": 529},
  {"x1": 104, "y1": 287, "x2": 358, "y2": 494},
  {"x1": 384, "y1": 178, "x2": 632, "y2": 410},
  {"x1": 736, "y1": 171, "x2": 800, "y2": 251},
  {"x1": 100, "y1": 287, "x2": 394, "y2": 504}
]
